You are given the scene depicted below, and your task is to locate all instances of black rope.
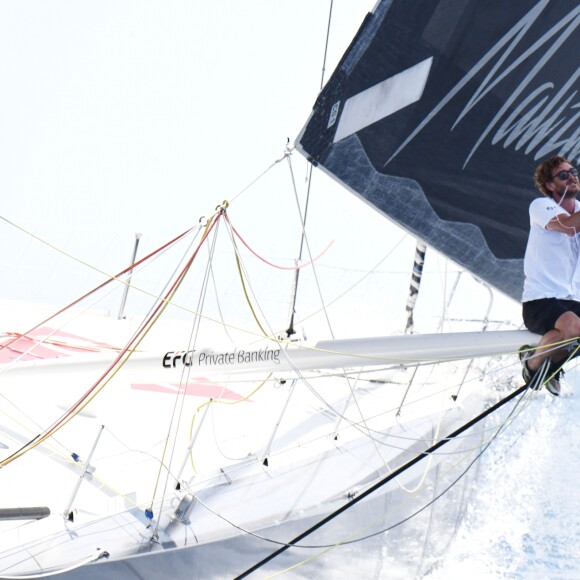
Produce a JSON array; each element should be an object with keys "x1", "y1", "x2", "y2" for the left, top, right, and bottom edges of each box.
[{"x1": 234, "y1": 384, "x2": 527, "y2": 579}]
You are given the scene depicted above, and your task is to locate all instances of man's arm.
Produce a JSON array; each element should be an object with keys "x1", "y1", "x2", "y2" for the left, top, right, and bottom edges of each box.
[{"x1": 547, "y1": 213, "x2": 580, "y2": 236}]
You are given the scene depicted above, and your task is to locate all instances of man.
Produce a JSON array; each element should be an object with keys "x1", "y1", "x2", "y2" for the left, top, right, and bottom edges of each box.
[{"x1": 521, "y1": 156, "x2": 580, "y2": 396}]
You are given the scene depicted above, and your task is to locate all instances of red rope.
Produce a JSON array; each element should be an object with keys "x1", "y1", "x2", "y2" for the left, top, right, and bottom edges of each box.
[
  {"x1": 225, "y1": 214, "x2": 334, "y2": 270},
  {"x1": 0, "y1": 226, "x2": 196, "y2": 355},
  {"x1": 1, "y1": 214, "x2": 223, "y2": 466}
]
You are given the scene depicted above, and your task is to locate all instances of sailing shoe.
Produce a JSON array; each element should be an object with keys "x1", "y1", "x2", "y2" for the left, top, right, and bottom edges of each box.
[
  {"x1": 518, "y1": 345, "x2": 561, "y2": 394},
  {"x1": 545, "y1": 361, "x2": 563, "y2": 397},
  {"x1": 519, "y1": 345, "x2": 540, "y2": 389}
]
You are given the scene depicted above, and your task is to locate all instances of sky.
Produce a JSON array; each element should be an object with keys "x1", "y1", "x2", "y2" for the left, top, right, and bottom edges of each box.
[
  {"x1": 0, "y1": 1, "x2": 374, "y2": 235},
  {"x1": 0, "y1": 0, "x2": 521, "y2": 339}
]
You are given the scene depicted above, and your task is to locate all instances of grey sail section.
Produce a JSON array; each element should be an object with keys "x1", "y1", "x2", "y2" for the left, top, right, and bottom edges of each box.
[{"x1": 296, "y1": 0, "x2": 580, "y2": 301}]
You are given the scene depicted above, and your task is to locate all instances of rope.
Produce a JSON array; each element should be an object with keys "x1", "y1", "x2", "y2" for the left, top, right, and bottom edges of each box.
[
  {"x1": 0, "y1": 221, "x2": 198, "y2": 356},
  {"x1": 234, "y1": 383, "x2": 528, "y2": 579},
  {"x1": 233, "y1": 251, "x2": 269, "y2": 337},
  {"x1": 0, "y1": 549, "x2": 109, "y2": 579},
  {"x1": 180, "y1": 378, "x2": 533, "y2": 577},
  {"x1": 124, "y1": 214, "x2": 221, "y2": 514},
  {"x1": 260, "y1": 386, "x2": 534, "y2": 577},
  {"x1": 284, "y1": 152, "x2": 335, "y2": 338},
  {"x1": 0, "y1": 213, "x2": 223, "y2": 468},
  {"x1": 294, "y1": 234, "x2": 408, "y2": 326},
  {"x1": 151, "y1": 213, "x2": 247, "y2": 533},
  {"x1": 224, "y1": 214, "x2": 334, "y2": 270},
  {"x1": 189, "y1": 373, "x2": 273, "y2": 469}
]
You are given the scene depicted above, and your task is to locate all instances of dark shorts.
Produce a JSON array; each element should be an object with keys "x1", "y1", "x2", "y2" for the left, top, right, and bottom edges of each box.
[{"x1": 522, "y1": 298, "x2": 580, "y2": 335}]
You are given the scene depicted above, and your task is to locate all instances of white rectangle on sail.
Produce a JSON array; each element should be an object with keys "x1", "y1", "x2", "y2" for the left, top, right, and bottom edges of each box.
[{"x1": 333, "y1": 57, "x2": 433, "y2": 142}]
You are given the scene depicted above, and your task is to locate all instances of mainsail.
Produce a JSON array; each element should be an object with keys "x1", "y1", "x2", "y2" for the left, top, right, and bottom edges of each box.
[{"x1": 297, "y1": 0, "x2": 580, "y2": 301}]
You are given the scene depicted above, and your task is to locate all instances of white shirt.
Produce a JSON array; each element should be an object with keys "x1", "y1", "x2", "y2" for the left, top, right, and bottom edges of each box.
[{"x1": 522, "y1": 196, "x2": 580, "y2": 302}]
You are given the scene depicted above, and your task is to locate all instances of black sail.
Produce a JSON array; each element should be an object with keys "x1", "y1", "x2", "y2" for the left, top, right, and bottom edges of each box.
[{"x1": 297, "y1": 0, "x2": 580, "y2": 301}]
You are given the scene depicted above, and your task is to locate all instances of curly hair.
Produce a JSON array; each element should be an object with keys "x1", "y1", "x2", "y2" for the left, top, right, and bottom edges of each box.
[{"x1": 534, "y1": 156, "x2": 571, "y2": 197}]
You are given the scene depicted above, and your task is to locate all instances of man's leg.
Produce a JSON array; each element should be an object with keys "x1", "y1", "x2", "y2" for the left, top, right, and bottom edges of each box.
[{"x1": 527, "y1": 310, "x2": 580, "y2": 372}]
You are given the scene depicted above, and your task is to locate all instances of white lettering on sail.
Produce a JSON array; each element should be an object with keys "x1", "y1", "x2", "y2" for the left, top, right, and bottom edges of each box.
[{"x1": 385, "y1": 1, "x2": 580, "y2": 168}]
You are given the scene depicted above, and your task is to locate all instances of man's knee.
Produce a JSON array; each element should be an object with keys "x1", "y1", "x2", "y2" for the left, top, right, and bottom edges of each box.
[{"x1": 555, "y1": 310, "x2": 580, "y2": 338}]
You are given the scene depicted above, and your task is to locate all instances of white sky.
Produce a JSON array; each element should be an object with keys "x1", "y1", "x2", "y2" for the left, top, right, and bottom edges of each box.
[
  {"x1": 0, "y1": 1, "x2": 519, "y2": 338},
  {"x1": 0, "y1": 1, "x2": 374, "y2": 234}
]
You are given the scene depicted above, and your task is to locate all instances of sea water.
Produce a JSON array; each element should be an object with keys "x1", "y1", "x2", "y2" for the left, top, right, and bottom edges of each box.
[{"x1": 426, "y1": 376, "x2": 580, "y2": 579}]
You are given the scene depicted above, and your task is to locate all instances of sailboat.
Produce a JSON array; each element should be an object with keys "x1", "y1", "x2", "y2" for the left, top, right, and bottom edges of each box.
[{"x1": 1, "y1": 0, "x2": 578, "y2": 577}]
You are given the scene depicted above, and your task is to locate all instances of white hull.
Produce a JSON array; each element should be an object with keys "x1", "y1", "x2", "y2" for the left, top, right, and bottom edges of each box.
[{"x1": 0, "y1": 325, "x2": 527, "y2": 578}]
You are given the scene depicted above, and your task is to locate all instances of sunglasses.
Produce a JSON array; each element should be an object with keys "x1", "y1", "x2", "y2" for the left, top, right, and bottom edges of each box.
[{"x1": 551, "y1": 168, "x2": 578, "y2": 180}]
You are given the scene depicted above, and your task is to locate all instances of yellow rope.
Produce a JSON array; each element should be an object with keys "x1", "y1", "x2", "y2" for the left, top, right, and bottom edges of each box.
[
  {"x1": 234, "y1": 251, "x2": 269, "y2": 337},
  {"x1": 187, "y1": 373, "x2": 273, "y2": 473},
  {"x1": 0, "y1": 215, "x2": 220, "y2": 469}
]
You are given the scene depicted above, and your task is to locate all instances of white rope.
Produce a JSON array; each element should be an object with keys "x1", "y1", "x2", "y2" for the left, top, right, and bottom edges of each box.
[{"x1": 0, "y1": 549, "x2": 108, "y2": 579}]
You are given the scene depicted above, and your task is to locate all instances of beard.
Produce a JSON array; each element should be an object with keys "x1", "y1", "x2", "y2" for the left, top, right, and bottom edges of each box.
[{"x1": 555, "y1": 181, "x2": 579, "y2": 197}]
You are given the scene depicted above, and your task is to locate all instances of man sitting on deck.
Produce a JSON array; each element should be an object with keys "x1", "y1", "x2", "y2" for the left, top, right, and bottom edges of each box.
[{"x1": 520, "y1": 156, "x2": 580, "y2": 396}]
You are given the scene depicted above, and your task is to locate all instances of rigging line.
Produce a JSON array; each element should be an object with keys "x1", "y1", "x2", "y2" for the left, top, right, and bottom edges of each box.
[
  {"x1": 234, "y1": 383, "x2": 528, "y2": 579},
  {"x1": 280, "y1": 0, "x2": 334, "y2": 332},
  {"x1": 234, "y1": 252, "x2": 268, "y2": 337},
  {"x1": 3, "y1": 226, "x2": 295, "y2": 352},
  {"x1": 154, "y1": 216, "x2": 225, "y2": 530},
  {"x1": 222, "y1": 217, "x2": 280, "y2": 340},
  {"x1": 263, "y1": 390, "x2": 533, "y2": 578},
  {"x1": 206, "y1": 225, "x2": 238, "y2": 345},
  {"x1": 228, "y1": 155, "x2": 289, "y2": 206},
  {"x1": 182, "y1": 365, "x2": 519, "y2": 495},
  {"x1": 0, "y1": 549, "x2": 109, "y2": 579},
  {"x1": 190, "y1": 373, "x2": 273, "y2": 468},
  {"x1": 309, "y1": 387, "x2": 535, "y2": 549},
  {"x1": 190, "y1": 385, "x2": 530, "y2": 561},
  {"x1": 279, "y1": 154, "x2": 381, "y2": 449},
  {"x1": 284, "y1": 151, "x2": 320, "y2": 337},
  {"x1": 294, "y1": 234, "x2": 408, "y2": 326},
  {"x1": 0, "y1": 266, "x2": 133, "y2": 370},
  {"x1": 320, "y1": 0, "x2": 334, "y2": 90},
  {"x1": 189, "y1": 360, "x2": 533, "y2": 497},
  {"x1": 251, "y1": 364, "x2": 442, "y2": 457},
  {"x1": 0, "y1": 221, "x2": 199, "y2": 355},
  {"x1": 207, "y1": 271, "x2": 236, "y2": 344},
  {"x1": 0, "y1": 279, "x2": 150, "y2": 455},
  {"x1": 0, "y1": 405, "x2": 179, "y2": 514},
  {"x1": 338, "y1": 367, "x2": 396, "y2": 478},
  {"x1": 266, "y1": 343, "x2": 523, "y2": 451},
  {"x1": 0, "y1": 227, "x2": 209, "y2": 466},
  {"x1": 118, "y1": 213, "x2": 220, "y2": 509},
  {"x1": 224, "y1": 213, "x2": 335, "y2": 270},
  {"x1": 383, "y1": 388, "x2": 449, "y2": 495},
  {"x1": 0, "y1": 214, "x2": 223, "y2": 469}
]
